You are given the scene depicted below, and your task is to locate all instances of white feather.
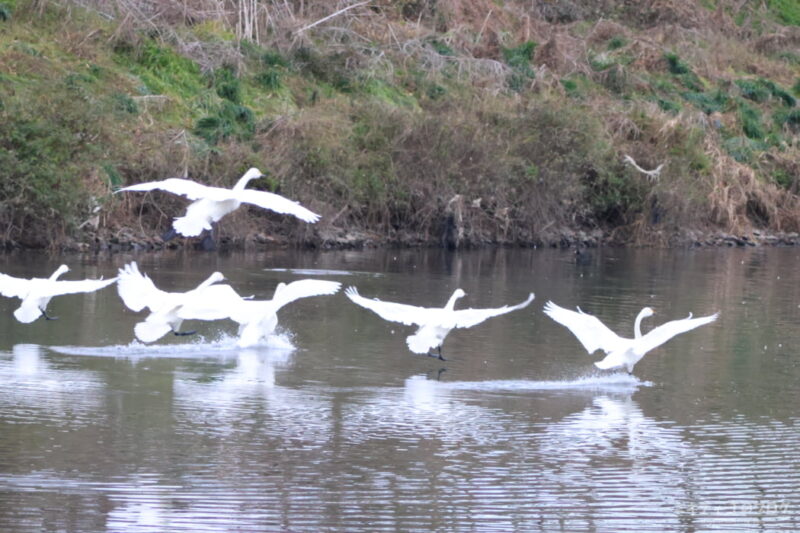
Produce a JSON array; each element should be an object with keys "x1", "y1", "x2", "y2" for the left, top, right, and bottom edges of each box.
[
  {"x1": 346, "y1": 287, "x2": 534, "y2": 354},
  {"x1": 173, "y1": 278, "x2": 340, "y2": 347},
  {"x1": 0, "y1": 265, "x2": 116, "y2": 323},
  {"x1": 544, "y1": 300, "x2": 718, "y2": 373},
  {"x1": 116, "y1": 261, "x2": 230, "y2": 342},
  {"x1": 117, "y1": 168, "x2": 320, "y2": 238}
]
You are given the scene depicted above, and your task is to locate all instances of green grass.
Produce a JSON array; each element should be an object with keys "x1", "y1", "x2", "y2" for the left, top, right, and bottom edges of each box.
[
  {"x1": 132, "y1": 41, "x2": 202, "y2": 96},
  {"x1": 681, "y1": 89, "x2": 729, "y2": 113},
  {"x1": 502, "y1": 41, "x2": 537, "y2": 92},
  {"x1": 769, "y1": 0, "x2": 800, "y2": 25}
]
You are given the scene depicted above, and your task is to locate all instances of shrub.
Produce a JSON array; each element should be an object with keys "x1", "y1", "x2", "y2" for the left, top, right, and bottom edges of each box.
[
  {"x1": 681, "y1": 89, "x2": 729, "y2": 113},
  {"x1": 735, "y1": 79, "x2": 770, "y2": 102},
  {"x1": 195, "y1": 101, "x2": 255, "y2": 144},
  {"x1": 502, "y1": 41, "x2": 537, "y2": 91},
  {"x1": 738, "y1": 101, "x2": 766, "y2": 139}
]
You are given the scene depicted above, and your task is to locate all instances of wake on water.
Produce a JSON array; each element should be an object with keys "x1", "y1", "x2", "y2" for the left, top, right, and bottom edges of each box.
[
  {"x1": 423, "y1": 373, "x2": 652, "y2": 393},
  {"x1": 48, "y1": 331, "x2": 296, "y2": 360}
]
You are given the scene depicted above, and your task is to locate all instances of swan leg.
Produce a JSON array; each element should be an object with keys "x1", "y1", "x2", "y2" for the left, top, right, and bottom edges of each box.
[
  {"x1": 196, "y1": 222, "x2": 217, "y2": 252},
  {"x1": 173, "y1": 329, "x2": 197, "y2": 337},
  {"x1": 426, "y1": 346, "x2": 447, "y2": 361},
  {"x1": 161, "y1": 227, "x2": 179, "y2": 242},
  {"x1": 40, "y1": 307, "x2": 58, "y2": 320}
]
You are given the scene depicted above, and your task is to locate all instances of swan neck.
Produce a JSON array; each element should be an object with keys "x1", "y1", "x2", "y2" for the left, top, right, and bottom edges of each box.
[
  {"x1": 634, "y1": 309, "x2": 648, "y2": 338},
  {"x1": 444, "y1": 291, "x2": 462, "y2": 311},
  {"x1": 233, "y1": 174, "x2": 255, "y2": 192},
  {"x1": 197, "y1": 274, "x2": 222, "y2": 291},
  {"x1": 49, "y1": 265, "x2": 68, "y2": 281},
  {"x1": 233, "y1": 169, "x2": 261, "y2": 191}
]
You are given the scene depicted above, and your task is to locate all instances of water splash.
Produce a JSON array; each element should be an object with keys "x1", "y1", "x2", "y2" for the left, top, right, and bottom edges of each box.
[
  {"x1": 47, "y1": 332, "x2": 296, "y2": 360},
  {"x1": 264, "y1": 268, "x2": 382, "y2": 277}
]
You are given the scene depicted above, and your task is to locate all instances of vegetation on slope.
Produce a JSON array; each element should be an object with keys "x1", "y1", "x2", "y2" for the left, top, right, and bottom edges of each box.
[{"x1": 0, "y1": 0, "x2": 798, "y2": 249}]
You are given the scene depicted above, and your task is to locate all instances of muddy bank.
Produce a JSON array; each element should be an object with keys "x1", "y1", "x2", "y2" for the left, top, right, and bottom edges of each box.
[{"x1": 22, "y1": 225, "x2": 800, "y2": 255}]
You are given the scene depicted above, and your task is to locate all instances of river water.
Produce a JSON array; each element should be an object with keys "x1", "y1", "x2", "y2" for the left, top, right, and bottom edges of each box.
[{"x1": 0, "y1": 247, "x2": 798, "y2": 532}]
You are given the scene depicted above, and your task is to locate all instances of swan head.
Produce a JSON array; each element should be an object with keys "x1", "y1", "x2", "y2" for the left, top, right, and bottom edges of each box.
[
  {"x1": 208, "y1": 272, "x2": 226, "y2": 284},
  {"x1": 640, "y1": 307, "x2": 655, "y2": 318},
  {"x1": 453, "y1": 288, "x2": 466, "y2": 299}
]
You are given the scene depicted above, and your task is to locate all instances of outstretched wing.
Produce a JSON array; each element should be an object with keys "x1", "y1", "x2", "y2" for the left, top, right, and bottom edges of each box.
[
  {"x1": 345, "y1": 287, "x2": 433, "y2": 326},
  {"x1": 177, "y1": 284, "x2": 244, "y2": 321},
  {"x1": 638, "y1": 312, "x2": 719, "y2": 354},
  {"x1": 543, "y1": 301, "x2": 623, "y2": 354},
  {"x1": 0, "y1": 272, "x2": 31, "y2": 299},
  {"x1": 118, "y1": 178, "x2": 224, "y2": 201},
  {"x1": 237, "y1": 190, "x2": 320, "y2": 223},
  {"x1": 116, "y1": 262, "x2": 171, "y2": 313},
  {"x1": 48, "y1": 277, "x2": 117, "y2": 297},
  {"x1": 273, "y1": 279, "x2": 341, "y2": 310},
  {"x1": 445, "y1": 293, "x2": 535, "y2": 329}
]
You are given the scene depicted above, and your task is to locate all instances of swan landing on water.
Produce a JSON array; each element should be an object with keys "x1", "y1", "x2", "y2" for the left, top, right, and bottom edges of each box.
[
  {"x1": 345, "y1": 287, "x2": 535, "y2": 359},
  {"x1": 0, "y1": 265, "x2": 117, "y2": 323},
  {"x1": 116, "y1": 262, "x2": 232, "y2": 343},
  {"x1": 543, "y1": 301, "x2": 718, "y2": 374},
  {"x1": 117, "y1": 168, "x2": 320, "y2": 245},
  {"x1": 181, "y1": 279, "x2": 342, "y2": 348}
]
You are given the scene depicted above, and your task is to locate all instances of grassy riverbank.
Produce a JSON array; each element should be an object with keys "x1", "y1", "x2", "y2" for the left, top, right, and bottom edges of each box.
[{"x1": 0, "y1": 0, "x2": 799, "y2": 250}]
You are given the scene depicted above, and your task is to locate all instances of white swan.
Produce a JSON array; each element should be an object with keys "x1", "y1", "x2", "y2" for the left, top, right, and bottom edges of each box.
[
  {"x1": 543, "y1": 301, "x2": 718, "y2": 373},
  {"x1": 0, "y1": 265, "x2": 117, "y2": 323},
  {"x1": 345, "y1": 287, "x2": 535, "y2": 359},
  {"x1": 623, "y1": 154, "x2": 664, "y2": 181},
  {"x1": 184, "y1": 279, "x2": 342, "y2": 347},
  {"x1": 116, "y1": 262, "x2": 231, "y2": 342},
  {"x1": 117, "y1": 167, "x2": 320, "y2": 238}
]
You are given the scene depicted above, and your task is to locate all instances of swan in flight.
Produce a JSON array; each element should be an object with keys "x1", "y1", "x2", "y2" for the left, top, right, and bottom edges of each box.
[
  {"x1": 117, "y1": 167, "x2": 320, "y2": 241},
  {"x1": 0, "y1": 265, "x2": 117, "y2": 323},
  {"x1": 345, "y1": 287, "x2": 535, "y2": 359},
  {"x1": 623, "y1": 154, "x2": 664, "y2": 181},
  {"x1": 543, "y1": 301, "x2": 718, "y2": 373},
  {"x1": 116, "y1": 262, "x2": 231, "y2": 342},
  {"x1": 184, "y1": 279, "x2": 342, "y2": 347}
]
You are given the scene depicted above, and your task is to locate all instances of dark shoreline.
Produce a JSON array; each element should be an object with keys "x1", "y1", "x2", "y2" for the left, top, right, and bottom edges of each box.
[{"x1": 5, "y1": 227, "x2": 799, "y2": 255}]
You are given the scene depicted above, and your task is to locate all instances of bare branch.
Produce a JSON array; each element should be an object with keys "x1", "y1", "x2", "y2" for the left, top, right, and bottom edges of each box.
[{"x1": 295, "y1": 0, "x2": 372, "y2": 34}]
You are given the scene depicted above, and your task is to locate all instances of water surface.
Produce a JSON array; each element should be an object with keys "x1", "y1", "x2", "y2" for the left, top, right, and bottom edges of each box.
[{"x1": 0, "y1": 247, "x2": 799, "y2": 531}]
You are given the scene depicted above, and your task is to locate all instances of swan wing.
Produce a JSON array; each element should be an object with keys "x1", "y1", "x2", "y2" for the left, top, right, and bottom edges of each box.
[
  {"x1": 238, "y1": 190, "x2": 320, "y2": 223},
  {"x1": 176, "y1": 284, "x2": 244, "y2": 321},
  {"x1": 0, "y1": 272, "x2": 31, "y2": 299},
  {"x1": 116, "y1": 262, "x2": 171, "y2": 313},
  {"x1": 272, "y1": 279, "x2": 341, "y2": 310},
  {"x1": 446, "y1": 293, "x2": 535, "y2": 329},
  {"x1": 345, "y1": 287, "x2": 432, "y2": 326},
  {"x1": 46, "y1": 277, "x2": 118, "y2": 297},
  {"x1": 543, "y1": 301, "x2": 623, "y2": 354},
  {"x1": 118, "y1": 178, "x2": 225, "y2": 201},
  {"x1": 638, "y1": 312, "x2": 719, "y2": 354}
]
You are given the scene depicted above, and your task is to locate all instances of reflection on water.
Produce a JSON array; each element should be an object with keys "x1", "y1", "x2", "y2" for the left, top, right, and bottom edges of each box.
[{"x1": 0, "y1": 248, "x2": 800, "y2": 531}]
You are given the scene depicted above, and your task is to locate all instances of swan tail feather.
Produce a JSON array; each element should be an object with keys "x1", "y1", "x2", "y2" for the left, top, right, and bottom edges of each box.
[
  {"x1": 14, "y1": 303, "x2": 42, "y2": 323},
  {"x1": 172, "y1": 214, "x2": 208, "y2": 238},
  {"x1": 134, "y1": 320, "x2": 172, "y2": 343},
  {"x1": 406, "y1": 333, "x2": 435, "y2": 354}
]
